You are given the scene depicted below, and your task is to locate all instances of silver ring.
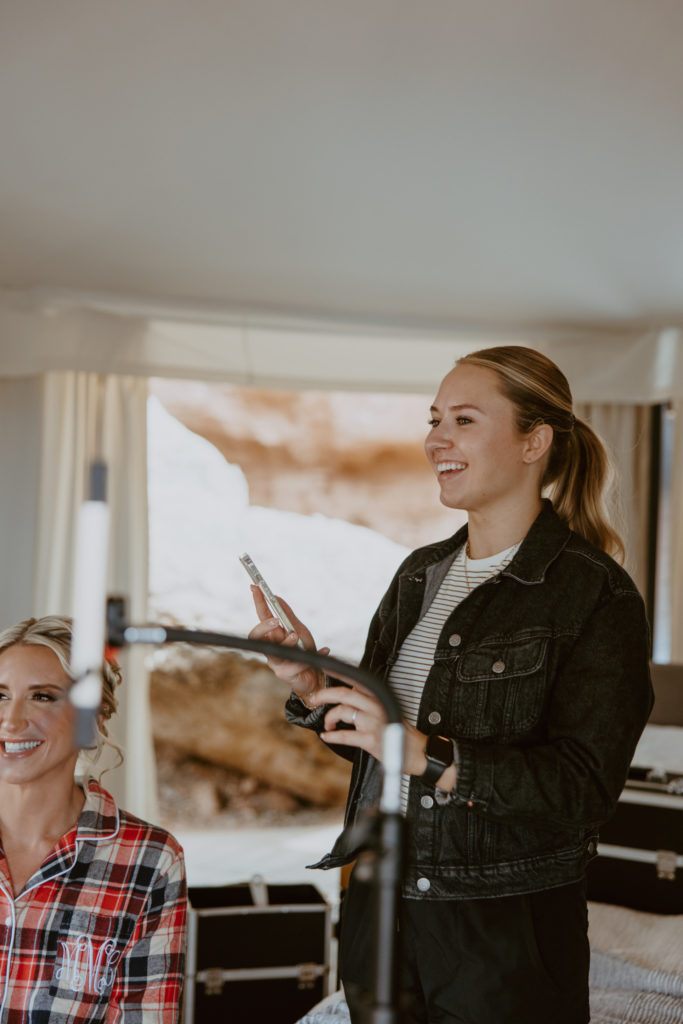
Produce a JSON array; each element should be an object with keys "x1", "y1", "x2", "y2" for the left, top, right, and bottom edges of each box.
[{"x1": 351, "y1": 709, "x2": 358, "y2": 723}]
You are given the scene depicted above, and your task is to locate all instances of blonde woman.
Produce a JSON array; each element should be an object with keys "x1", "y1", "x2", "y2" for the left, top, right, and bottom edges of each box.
[
  {"x1": 250, "y1": 346, "x2": 653, "y2": 1024},
  {"x1": 0, "y1": 615, "x2": 187, "y2": 1022}
]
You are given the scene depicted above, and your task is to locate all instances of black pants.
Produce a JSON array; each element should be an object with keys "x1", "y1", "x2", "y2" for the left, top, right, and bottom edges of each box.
[{"x1": 339, "y1": 868, "x2": 590, "y2": 1024}]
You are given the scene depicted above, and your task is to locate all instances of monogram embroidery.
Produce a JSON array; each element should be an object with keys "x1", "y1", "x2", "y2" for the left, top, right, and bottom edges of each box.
[{"x1": 56, "y1": 934, "x2": 121, "y2": 994}]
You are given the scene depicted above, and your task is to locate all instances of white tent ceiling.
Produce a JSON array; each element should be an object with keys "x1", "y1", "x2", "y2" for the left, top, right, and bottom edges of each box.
[{"x1": 2, "y1": 0, "x2": 683, "y2": 395}]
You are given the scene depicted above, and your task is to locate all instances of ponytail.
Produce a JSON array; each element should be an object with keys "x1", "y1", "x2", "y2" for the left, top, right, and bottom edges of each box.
[
  {"x1": 544, "y1": 417, "x2": 625, "y2": 563},
  {"x1": 458, "y1": 346, "x2": 626, "y2": 562}
]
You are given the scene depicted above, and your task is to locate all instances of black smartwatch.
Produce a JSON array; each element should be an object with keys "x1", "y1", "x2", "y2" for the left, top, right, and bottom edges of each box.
[{"x1": 421, "y1": 734, "x2": 454, "y2": 787}]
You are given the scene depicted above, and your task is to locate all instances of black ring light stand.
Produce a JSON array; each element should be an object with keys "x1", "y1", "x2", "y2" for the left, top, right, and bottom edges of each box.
[{"x1": 107, "y1": 600, "x2": 405, "y2": 1024}]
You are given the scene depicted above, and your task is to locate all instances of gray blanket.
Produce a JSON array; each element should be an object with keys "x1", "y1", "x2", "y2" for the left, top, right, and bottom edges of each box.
[{"x1": 588, "y1": 902, "x2": 683, "y2": 1024}]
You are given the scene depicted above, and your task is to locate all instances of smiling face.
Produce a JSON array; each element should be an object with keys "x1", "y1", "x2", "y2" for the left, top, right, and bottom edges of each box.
[
  {"x1": 424, "y1": 362, "x2": 548, "y2": 518},
  {"x1": 0, "y1": 644, "x2": 79, "y2": 788}
]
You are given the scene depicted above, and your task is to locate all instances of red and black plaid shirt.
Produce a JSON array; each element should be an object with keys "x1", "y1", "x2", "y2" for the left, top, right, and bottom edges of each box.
[{"x1": 0, "y1": 780, "x2": 187, "y2": 1022}]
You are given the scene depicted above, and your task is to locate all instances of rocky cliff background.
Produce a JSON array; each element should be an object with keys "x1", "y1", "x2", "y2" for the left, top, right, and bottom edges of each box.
[{"x1": 148, "y1": 379, "x2": 465, "y2": 829}]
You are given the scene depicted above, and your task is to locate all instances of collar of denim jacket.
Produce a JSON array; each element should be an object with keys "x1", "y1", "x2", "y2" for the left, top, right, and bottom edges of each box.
[
  {"x1": 403, "y1": 499, "x2": 571, "y2": 591},
  {"x1": 500, "y1": 499, "x2": 571, "y2": 585}
]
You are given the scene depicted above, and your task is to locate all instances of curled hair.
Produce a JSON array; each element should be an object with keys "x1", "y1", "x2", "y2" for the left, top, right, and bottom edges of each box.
[
  {"x1": 457, "y1": 346, "x2": 625, "y2": 562},
  {"x1": 0, "y1": 615, "x2": 123, "y2": 775}
]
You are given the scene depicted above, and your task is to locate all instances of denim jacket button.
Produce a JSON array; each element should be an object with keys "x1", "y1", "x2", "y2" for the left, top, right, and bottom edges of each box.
[
  {"x1": 448, "y1": 633, "x2": 462, "y2": 647},
  {"x1": 491, "y1": 659, "x2": 505, "y2": 674},
  {"x1": 421, "y1": 795, "x2": 434, "y2": 809},
  {"x1": 428, "y1": 711, "x2": 441, "y2": 725},
  {"x1": 417, "y1": 877, "x2": 431, "y2": 892}
]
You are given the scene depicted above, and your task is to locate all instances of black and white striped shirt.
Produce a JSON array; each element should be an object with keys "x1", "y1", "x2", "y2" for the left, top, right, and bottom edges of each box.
[{"x1": 389, "y1": 541, "x2": 520, "y2": 812}]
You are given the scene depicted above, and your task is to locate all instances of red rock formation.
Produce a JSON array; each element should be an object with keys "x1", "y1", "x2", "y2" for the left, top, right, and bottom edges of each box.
[
  {"x1": 149, "y1": 380, "x2": 465, "y2": 825},
  {"x1": 150, "y1": 381, "x2": 462, "y2": 549}
]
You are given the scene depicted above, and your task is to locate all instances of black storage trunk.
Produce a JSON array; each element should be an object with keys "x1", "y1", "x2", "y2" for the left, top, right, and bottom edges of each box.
[
  {"x1": 587, "y1": 769, "x2": 683, "y2": 914},
  {"x1": 182, "y1": 877, "x2": 331, "y2": 1024}
]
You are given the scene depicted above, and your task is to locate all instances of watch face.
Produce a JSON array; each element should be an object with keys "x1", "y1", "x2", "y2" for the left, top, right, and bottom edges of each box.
[{"x1": 426, "y1": 734, "x2": 453, "y2": 766}]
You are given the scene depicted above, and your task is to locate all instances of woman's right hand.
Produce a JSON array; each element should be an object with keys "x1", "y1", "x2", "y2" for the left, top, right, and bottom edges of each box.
[{"x1": 247, "y1": 586, "x2": 329, "y2": 704}]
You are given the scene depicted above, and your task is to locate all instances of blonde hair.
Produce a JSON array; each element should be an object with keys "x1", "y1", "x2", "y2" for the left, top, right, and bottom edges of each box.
[
  {"x1": 457, "y1": 346, "x2": 625, "y2": 561},
  {"x1": 0, "y1": 615, "x2": 123, "y2": 775}
]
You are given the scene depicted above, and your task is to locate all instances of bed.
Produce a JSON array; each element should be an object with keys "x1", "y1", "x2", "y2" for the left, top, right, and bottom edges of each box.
[{"x1": 296, "y1": 664, "x2": 683, "y2": 1024}]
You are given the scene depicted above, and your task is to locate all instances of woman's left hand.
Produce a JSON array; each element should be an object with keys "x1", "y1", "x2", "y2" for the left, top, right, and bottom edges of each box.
[{"x1": 313, "y1": 685, "x2": 429, "y2": 776}]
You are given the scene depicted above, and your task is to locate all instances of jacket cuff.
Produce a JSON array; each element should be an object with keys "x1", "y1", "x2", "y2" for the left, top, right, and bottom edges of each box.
[
  {"x1": 434, "y1": 739, "x2": 461, "y2": 806},
  {"x1": 284, "y1": 683, "x2": 329, "y2": 731},
  {"x1": 451, "y1": 739, "x2": 493, "y2": 812}
]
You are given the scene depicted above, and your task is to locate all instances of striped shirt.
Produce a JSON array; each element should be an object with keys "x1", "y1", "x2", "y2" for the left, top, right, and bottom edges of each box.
[
  {"x1": 0, "y1": 779, "x2": 187, "y2": 1023},
  {"x1": 389, "y1": 542, "x2": 520, "y2": 811}
]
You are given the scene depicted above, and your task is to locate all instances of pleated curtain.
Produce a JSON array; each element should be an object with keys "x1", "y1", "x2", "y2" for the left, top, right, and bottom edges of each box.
[{"x1": 32, "y1": 372, "x2": 157, "y2": 820}]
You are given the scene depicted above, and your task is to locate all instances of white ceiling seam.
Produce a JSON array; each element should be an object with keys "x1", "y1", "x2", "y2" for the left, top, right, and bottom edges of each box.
[{"x1": 1, "y1": 291, "x2": 681, "y2": 402}]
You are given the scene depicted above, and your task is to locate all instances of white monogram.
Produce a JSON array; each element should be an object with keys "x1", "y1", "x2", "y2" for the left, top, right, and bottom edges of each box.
[{"x1": 56, "y1": 934, "x2": 121, "y2": 995}]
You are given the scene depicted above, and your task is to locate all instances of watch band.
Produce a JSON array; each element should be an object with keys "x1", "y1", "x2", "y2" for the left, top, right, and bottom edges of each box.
[{"x1": 421, "y1": 734, "x2": 454, "y2": 787}]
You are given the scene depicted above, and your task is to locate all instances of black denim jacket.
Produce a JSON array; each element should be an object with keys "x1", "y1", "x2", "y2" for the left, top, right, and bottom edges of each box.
[{"x1": 286, "y1": 501, "x2": 654, "y2": 900}]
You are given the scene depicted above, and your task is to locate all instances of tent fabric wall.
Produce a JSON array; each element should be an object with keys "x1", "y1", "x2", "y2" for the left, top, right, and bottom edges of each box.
[
  {"x1": 32, "y1": 372, "x2": 156, "y2": 820},
  {"x1": 0, "y1": 377, "x2": 42, "y2": 629},
  {"x1": 1, "y1": 293, "x2": 683, "y2": 402}
]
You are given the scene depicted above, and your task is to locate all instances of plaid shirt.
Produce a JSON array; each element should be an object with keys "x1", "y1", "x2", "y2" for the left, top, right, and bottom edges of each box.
[{"x1": 0, "y1": 780, "x2": 187, "y2": 1023}]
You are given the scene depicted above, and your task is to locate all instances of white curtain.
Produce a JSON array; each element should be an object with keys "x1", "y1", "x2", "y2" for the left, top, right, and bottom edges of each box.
[
  {"x1": 669, "y1": 404, "x2": 683, "y2": 662},
  {"x1": 574, "y1": 403, "x2": 651, "y2": 599},
  {"x1": 0, "y1": 377, "x2": 42, "y2": 627},
  {"x1": 33, "y1": 372, "x2": 156, "y2": 819}
]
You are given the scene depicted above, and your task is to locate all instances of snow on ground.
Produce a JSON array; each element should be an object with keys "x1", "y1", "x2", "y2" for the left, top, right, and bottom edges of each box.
[{"x1": 147, "y1": 397, "x2": 409, "y2": 664}]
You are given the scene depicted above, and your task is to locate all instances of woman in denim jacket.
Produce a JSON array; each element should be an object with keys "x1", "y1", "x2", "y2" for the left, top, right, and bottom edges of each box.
[{"x1": 249, "y1": 346, "x2": 653, "y2": 1024}]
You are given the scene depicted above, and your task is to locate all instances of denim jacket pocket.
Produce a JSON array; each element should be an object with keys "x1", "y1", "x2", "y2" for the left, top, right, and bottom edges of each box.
[{"x1": 446, "y1": 632, "x2": 550, "y2": 740}]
